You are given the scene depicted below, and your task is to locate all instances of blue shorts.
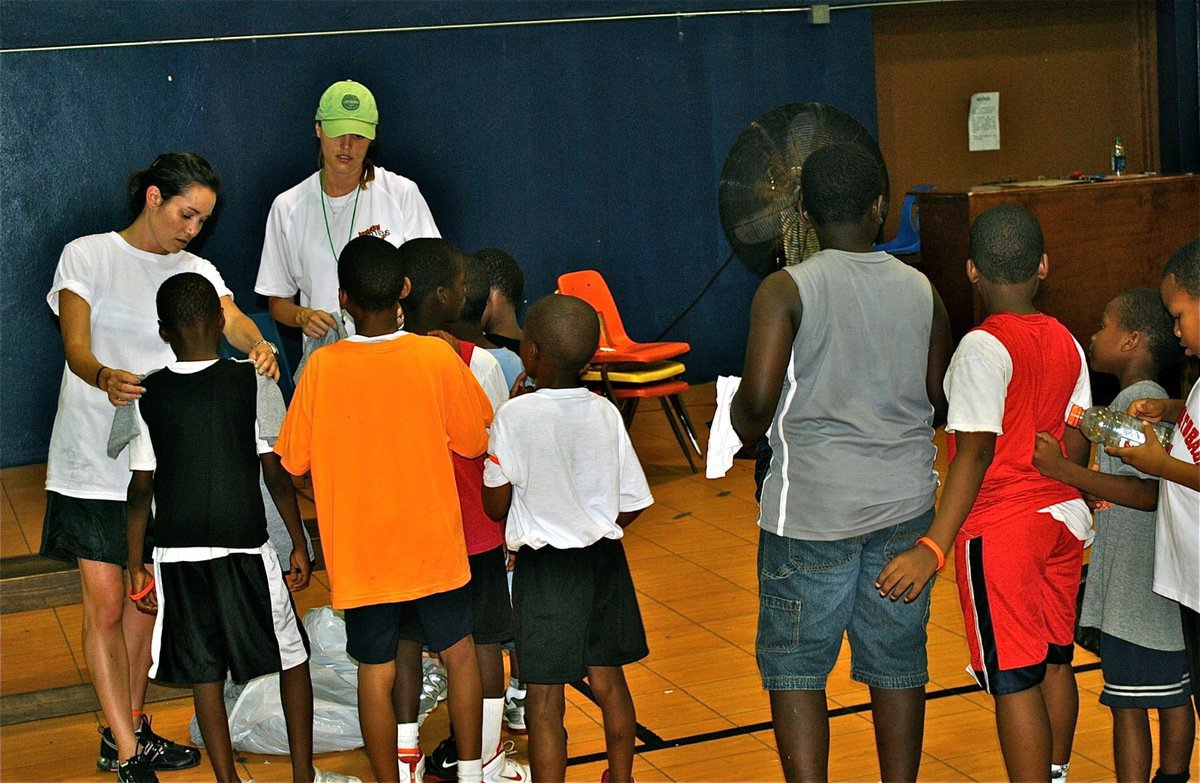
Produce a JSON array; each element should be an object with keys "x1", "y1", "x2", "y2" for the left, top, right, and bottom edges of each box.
[
  {"x1": 756, "y1": 509, "x2": 934, "y2": 691},
  {"x1": 344, "y1": 583, "x2": 473, "y2": 665},
  {"x1": 1098, "y1": 632, "x2": 1192, "y2": 709}
]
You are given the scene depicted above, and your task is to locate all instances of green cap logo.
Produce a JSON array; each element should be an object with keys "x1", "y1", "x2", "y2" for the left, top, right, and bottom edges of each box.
[{"x1": 342, "y1": 95, "x2": 360, "y2": 111}]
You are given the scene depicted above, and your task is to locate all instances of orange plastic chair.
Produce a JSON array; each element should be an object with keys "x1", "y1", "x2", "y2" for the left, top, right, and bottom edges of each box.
[{"x1": 556, "y1": 270, "x2": 689, "y2": 363}]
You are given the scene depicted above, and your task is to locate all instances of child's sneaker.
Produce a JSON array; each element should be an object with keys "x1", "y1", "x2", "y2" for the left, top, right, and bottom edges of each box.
[
  {"x1": 502, "y1": 693, "x2": 526, "y2": 735},
  {"x1": 314, "y1": 769, "x2": 363, "y2": 783},
  {"x1": 399, "y1": 748, "x2": 426, "y2": 783},
  {"x1": 425, "y1": 736, "x2": 459, "y2": 782},
  {"x1": 98, "y1": 717, "x2": 201, "y2": 772},
  {"x1": 482, "y1": 741, "x2": 529, "y2": 783},
  {"x1": 599, "y1": 771, "x2": 633, "y2": 783},
  {"x1": 115, "y1": 753, "x2": 159, "y2": 783}
]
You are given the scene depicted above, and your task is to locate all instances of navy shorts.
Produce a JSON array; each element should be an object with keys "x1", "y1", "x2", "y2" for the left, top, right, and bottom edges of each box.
[
  {"x1": 344, "y1": 583, "x2": 473, "y2": 665},
  {"x1": 398, "y1": 546, "x2": 514, "y2": 646},
  {"x1": 1098, "y1": 632, "x2": 1191, "y2": 709},
  {"x1": 513, "y1": 537, "x2": 648, "y2": 684},
  {"x1": 40, "y1": 491, "x2": 153, "y2": 566},
  {"x1": 756, "y1": 509, "x2": 934, "y2": 691}
]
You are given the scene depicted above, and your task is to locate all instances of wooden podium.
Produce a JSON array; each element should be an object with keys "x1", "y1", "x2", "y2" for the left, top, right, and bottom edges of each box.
[{"x1": 915, "y1": 174, "x2": 1200, "y2": 347}]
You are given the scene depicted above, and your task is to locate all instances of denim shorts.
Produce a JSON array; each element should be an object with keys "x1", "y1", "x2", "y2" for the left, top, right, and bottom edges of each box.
[{"x1": 756, "y1": 508, "x2": 934, "y2": 691}]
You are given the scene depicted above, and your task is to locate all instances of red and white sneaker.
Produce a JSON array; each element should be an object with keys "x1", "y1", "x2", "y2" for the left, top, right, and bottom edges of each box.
[
  {"x1": 600, "y1": 770, "x2": 633, "y2": 783},
  {"x1": 482, "y1": 741, "x2": 529, "y2": 783},
  {"x1": 398, "y1": 748, "x2": 426, "y2": 783}
]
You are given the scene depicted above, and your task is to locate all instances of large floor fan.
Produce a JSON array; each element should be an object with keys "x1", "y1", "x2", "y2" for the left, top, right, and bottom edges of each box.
[{"x1": 718, "y1": 103, "x2": 889, "y2": 277}]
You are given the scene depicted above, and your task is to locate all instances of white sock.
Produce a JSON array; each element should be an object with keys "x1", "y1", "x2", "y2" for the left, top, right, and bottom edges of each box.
[
  {"x1": 459, "y1": 758, "x2": 483, "y2": 783},
  {"x1": 1051, "y1": 762, "x2": 1070, "y2": 782},
  {"x1": 397, "y1": 722, "x2": 420, "y2": 751},
  {"x1": 506, "y1": 679, "x2": 525, "y2": 699},
  {"x1": 483, "y1": 697, "x2": 504, "y2": 757}
]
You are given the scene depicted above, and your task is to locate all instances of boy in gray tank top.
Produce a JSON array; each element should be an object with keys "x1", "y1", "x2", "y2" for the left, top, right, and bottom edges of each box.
[{"x1": 731, "y1": 143, "x2": 952, "y2": 783}]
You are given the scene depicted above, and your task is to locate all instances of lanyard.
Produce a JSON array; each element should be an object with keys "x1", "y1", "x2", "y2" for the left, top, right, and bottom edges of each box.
[{"x1": 319, "y1": 170, "x2": 362, "y2": 265}]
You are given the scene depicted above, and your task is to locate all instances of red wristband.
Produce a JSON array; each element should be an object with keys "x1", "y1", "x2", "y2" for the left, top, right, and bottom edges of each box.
[
  {"x1": 128, "y1": 578, "x2": 155, "y2": 601},
  {"x1": 915, "y1": 537, "x2": 945, "y2": 571}
]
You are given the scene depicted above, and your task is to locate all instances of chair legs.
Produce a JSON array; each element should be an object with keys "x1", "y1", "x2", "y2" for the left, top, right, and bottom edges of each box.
[
  {"x1": 657, "y1": 397, "x2": 697, "y2": 473},
  {"x1": 667, "y1": 393, "x2": 704, "y2": 458}
]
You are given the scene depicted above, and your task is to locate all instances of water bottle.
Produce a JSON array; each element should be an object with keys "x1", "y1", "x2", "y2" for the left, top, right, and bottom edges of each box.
[
  {"x1": 1111, "y1": 136, "x2": 1126, "y2": 176},
  {"x1": 1066, "y1": 404, "x2": 1172, "y2": 449}
]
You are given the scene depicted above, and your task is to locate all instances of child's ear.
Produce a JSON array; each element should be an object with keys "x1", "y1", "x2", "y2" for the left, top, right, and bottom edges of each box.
[
  {"x1": 1121, "y1": 329, "x2": 1141, "y2": 353},
  {"x1": 870, "y1": 194, "x2": 886, "y2": 225},
  {"x1": 1036, "y1": 253, "x2": 1049, "y2": 280},
  {"x1": 338, "y1": 289, "x2": 348, "y2": 309},
  {"x1": 217, "y1": 309, "x2": 226, "y2": 332},
  {"x1": 399, "y1": 277, "x2": 412, "y2": 301},
  {"x1": 965, "y1": 258, "x2": 980, "y2": 284},
  {"x1": 158, "y1": 320, "x2": 170, "y2": 344}
]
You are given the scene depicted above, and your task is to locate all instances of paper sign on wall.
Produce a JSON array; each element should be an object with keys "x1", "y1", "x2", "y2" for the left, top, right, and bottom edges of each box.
[{"x1": 969, "y1": 92, "x2": 1000, "y2": 151}]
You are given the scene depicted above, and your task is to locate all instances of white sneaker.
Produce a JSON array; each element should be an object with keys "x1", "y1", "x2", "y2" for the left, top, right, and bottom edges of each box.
[
  {"x1": 399, "y1": 749, "x2": 426, "y2": 783},
  {"x1": 502, "y1": 693, "x2": 526, "y2": 735},
  {"x1": 482, "y1": 741, "x2": 529, "y2": 783},
  {"x1": 314, "y1": 770, "x2": 362, "y2": 783}
]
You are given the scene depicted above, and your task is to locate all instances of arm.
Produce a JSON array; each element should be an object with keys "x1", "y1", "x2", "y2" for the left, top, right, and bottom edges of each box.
[
  {"x1": 877, "y1": 430, "x2": 996, "y2": 602},
  {"x1": 1032, "y1": 431, "x2": 1158, "y2": 510},
  {"x1": 59, "y1": 289, "x2": 144, "y2": 406},
  {"x1": 730, "y1": 271, "x2": 802, "y2": 444},
  {"x1": 482, "y1": 482, "x2": 512, "y2": 520},
  {"x1": 267, "y1": 296, "x2": 338, "y2": 341},
  {"x1": 926, "y1": 288, "x2": 952, "y2": 428},
  {"x1": 125, "y1": 470, "x2": 158, "y2": 614},
  {"x1": 261, "y1": 452, "x2": 311, "y2": 591},
  {"x1": 1108, "y1": 423, "x2": 1200, "y2": 491},
  {"x1": 616, "y1": 509, "x2": 644, "y2": 528},
  {"x1": 219, "y1": 296, "x2": 279, "y2": 380}
]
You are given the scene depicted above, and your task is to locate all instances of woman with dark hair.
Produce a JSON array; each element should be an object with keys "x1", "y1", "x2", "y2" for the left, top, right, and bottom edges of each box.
[
  {"x1": 43, "y1": 152, "x2": 280, "y2": 782},
  {"x1": 255, "y1": 79, "x2": 440, "y2": 343}
]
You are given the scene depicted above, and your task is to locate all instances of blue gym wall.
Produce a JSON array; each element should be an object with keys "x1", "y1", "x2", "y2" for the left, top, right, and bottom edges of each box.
[{"x1": 1, "y1": 1, "x2": 879, "y2": 467}]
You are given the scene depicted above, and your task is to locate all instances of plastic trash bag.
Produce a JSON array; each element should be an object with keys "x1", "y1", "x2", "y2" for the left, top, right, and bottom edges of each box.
[{"x1": 188, "y1": 606, "x2": 363, "y2": 753}]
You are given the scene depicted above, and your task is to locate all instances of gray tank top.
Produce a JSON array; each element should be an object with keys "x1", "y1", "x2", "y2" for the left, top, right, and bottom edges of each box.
[{"x1": 759, "y1": 249, "x2": 938, "y2": 540}]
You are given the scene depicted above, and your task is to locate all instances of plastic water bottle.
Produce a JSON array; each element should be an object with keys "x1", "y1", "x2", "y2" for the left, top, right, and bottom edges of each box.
[
  {"x1": 1067, "y1": 404, "x2": 1172, "y2": 448},
  {"x1": 1111, "y1": 136, "x2": 1126, "y2": 176}
]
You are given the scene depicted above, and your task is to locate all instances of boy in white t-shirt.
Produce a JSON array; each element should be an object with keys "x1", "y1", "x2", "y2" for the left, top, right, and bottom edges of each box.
[{"x1": 482, "y1": 294, "x2": 653, "y2": 783}]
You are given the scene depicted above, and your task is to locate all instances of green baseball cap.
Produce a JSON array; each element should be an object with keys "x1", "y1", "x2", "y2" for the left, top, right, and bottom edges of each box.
[{"x1": 315, "y1": 80, "x2": 378, "y2": 140}]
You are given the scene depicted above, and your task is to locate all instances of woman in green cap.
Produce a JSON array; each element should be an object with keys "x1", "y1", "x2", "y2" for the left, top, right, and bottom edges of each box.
[{"x1": 255, "y1": 79, "x2": 441, "y2": 344}]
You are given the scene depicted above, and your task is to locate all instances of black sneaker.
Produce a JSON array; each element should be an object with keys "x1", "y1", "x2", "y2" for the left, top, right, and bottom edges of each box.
[
  {"x1": 98, "y1": 717, "x2": 202, "y2": 772},
  {"x1": 424, "y1": 735, "x2": 459, "y2": 782},
  {"x1": 115, "y1": 753, "x2": 159, "y2": 783}
]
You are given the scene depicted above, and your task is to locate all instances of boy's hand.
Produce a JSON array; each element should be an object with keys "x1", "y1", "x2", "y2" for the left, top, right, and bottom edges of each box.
[
  {"x1": 287, "y1": 547, "x2": 311, "y2": 592},
  {"x1": 876, "y1": 546, "x2": 939, "y2": 603},
  {"x1": 1106, "y1": 422, "x2": 1170, "y2": 477},
  {"x1": 1031, "y1": 432, "x2": 1069, "y2": 479},
  {"x1": 128, "y1": 566, "x2": 158, "y2": 615},
  {"x1": 509, "y1": 371, "x2": 535, "y2": 398},
  {"x1": 1126, "y1": 397, "x2": 1168, "y2": 423},
  {"x1": 504, "y1": 548, "x2": 517, "y2": 572},
  {"x1": 428, "y1": 329, "x2": 461, "y2": 354}
]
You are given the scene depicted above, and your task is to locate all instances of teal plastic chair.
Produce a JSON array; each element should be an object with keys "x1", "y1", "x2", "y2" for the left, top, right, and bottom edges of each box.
[
  {"x1": 219, "y1": 311, "x2": 294, "y2": 403},
  {"x1": 876, "y1": 184, "x2": 936, "y2": 255}
]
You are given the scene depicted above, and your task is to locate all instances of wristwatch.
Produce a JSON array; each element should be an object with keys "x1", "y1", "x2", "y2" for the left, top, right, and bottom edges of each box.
[{"x1": 250, "y1": 339, "x2": 278, "y2": 356}]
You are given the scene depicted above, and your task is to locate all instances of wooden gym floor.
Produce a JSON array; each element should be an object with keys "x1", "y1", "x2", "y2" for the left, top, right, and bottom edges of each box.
[{"x1": 1, "y1": 383, "x2": 1196, "y2": 781}]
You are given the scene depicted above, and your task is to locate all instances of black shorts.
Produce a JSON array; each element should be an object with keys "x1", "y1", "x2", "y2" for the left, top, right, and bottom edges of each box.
[
  {"x1": 40, "y1": 491, "x2": 153, "y2": 566},
  {"x1": 344, "y1": 583, "x2": 473, "y2": 665},
  {"x1": 1098, "y1": 632, "x2": 1191, "y2": 709},
  {"x1": 1182, "y1": 604, "x2": 1200, "y2": 700},
  {"x1": 513, "y1": 537, "x2": 648, "y2": 684},
  {"x1": 150, "y1": 544, "x2": 309, "y2": 685},
  {"x1": 398, "y1": 546, "x2": 514, "y2": 646}
]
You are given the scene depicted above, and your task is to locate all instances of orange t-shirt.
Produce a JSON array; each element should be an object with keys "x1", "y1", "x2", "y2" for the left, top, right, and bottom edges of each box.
[{"x1": 276, "y1": 333, "x2": 492, "y2": 609}]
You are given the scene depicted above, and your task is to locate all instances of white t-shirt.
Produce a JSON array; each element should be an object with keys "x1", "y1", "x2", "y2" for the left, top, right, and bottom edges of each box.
[
  {"x1": 127, "y1": 360, "x2": 272, "y2": 470},
  {"x1": 944, "y1": 329, "x2": 1094, "y2": 541},
  {"x1": 467, "y1": 348, "x2": 508, "y2": 413},
  {"x1": 1153, "y1": 381, "x2": 1200, "y2": 612},
  {"x1": 254, "y1": 167, "x2": 439, "y2": 337},
  {"x1": 483, "y1": 387, "x2": 653, "y2": 550},
  {"x1": 46, "y1": 233, "x2": 232, "y2": 500}
]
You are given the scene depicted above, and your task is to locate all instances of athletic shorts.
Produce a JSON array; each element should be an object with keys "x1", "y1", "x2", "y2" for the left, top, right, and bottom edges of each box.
[
  {"x1": 513, "y1": 537, "x2": 647, "y2": 684},
  {"x1": 956, "y1": 512, "x2": 1083, "y2": 695},
  {"x1": 398, "y1": 546, "x2": 514, "y2": 645},
  {"x1": 150, "y1": 542, "x2": 309, "y2": 685},
  {"x1": 40, "y1": 491, "x2": 153, "y2": 566},
  {"x1": 1181, "y1": 605, "x2": 1200, "y2": 700},
  {"x1": 1098, "y1": 632, "x2": 1191, "y2": 709},
  {"x1": 756, "y1": 509, "x2": 934, "y2": 691},
  {"x1": 344, "y1": 583, "x2": 473, "y2": 665}
]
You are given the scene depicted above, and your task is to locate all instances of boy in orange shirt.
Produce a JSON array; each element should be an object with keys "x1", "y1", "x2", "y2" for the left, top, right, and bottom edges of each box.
[{"x1": 276, "y1": 235, "x2": 493, "y2": 783}]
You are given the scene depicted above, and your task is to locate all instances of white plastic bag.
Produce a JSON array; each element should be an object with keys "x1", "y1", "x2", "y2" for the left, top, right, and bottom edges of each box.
[{"x1": 188, "y1": 606, "x2": 363, "y2": 754}]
